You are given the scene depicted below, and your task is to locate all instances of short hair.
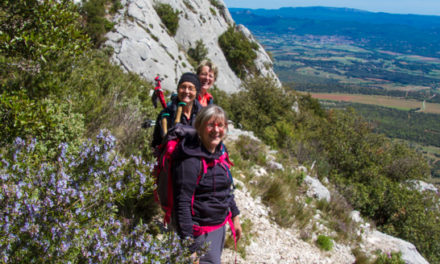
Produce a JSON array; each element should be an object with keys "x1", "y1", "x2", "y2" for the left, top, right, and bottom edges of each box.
[
  {"x1": 195, "y1": 104, "x2": 228, "y2": 134},
  {"x1": 196, "y1": 60, "x2": 218, "y2": 80}
]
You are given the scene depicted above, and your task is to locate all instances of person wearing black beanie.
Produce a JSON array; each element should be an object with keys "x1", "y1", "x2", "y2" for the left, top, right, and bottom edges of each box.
[
  {"x1": 151, "y1": 72, "x2": 203, "y2": 149},
  {"x1": 178, "y1": 72, "x2": 201, "y2": 95}
]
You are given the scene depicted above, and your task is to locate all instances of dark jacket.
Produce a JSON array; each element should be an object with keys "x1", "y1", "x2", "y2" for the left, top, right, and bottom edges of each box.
[
  {"x1": 173, "y1": 134, "x2": 239, "y2": 241},
  {"x1": 151, "y1": 97, "x2": 202, "y2": 148}
]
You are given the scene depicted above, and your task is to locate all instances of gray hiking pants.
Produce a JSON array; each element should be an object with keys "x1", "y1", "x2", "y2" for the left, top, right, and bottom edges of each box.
[{"x1": 195, "y1": 225, "x2": 226, "y2": 264}]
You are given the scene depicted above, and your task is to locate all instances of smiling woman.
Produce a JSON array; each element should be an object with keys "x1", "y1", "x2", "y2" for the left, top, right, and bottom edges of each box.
[
  {"x1": 197, "y1": 60, "x2": 218, "y2": 107},
  {"x1": 151, "y1": 72, "x2": 203, "y2": 149},
  {"x1": 173, "y1": 105, "x2": 242, "y2": 264},
  {"x1": 195, "y1": 106, "x2": 227, "y2": 153}
]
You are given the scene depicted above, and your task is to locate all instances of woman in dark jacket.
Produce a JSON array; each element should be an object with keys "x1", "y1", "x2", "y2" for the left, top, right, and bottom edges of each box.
[
  {"x1": 151, "y1": 72, "x2": 203, "y2": 149},
  {"x1": 173, "y1": 105, "x2": 242, "y2": 264}
]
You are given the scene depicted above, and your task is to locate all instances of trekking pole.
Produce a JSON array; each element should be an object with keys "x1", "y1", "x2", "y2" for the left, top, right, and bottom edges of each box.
[
  {"x1": 161, "y1": 113, "x2": 170, "y2": 136},
  {"x1": 174, "y1": 102, "x2": 186, "y2": 124}
]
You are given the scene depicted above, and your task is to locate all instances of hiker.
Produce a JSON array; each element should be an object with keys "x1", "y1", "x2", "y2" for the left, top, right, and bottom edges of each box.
[
  {"x1": 173, "y1": 105, "x2": 242, "y2": 264},
  {"x1": 151, "y1": 75, "x2": 167, "y2": 109},
  {"x1": 197, "y1": 60, "x2": 218, "y2": 107},
  {"x1": 151, "y1": 72, "x2": 203, "y2": 149}
]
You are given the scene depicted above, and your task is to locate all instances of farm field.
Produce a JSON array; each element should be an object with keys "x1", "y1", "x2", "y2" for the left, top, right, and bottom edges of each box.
[
  {"x1": 265, "y1": 35, "x2": 440, "y2": 94},
  {"x1": 230, "y1": 7, "x2": 440, "y2": 182},
  {"x1": 309, "y1": 92, "x2": 440, "y2": 114},
  {"x1": 230, "y1": 8, "x2": 440, "y2": 98}
]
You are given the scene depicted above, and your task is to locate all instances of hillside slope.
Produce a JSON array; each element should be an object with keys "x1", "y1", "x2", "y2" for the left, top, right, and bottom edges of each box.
[
  {"x1": 220, "y1": 125, "x2": 430, "y2": 264},
  {"x1": 103, "y1": 1, "x2": 432, "y2": 263}
]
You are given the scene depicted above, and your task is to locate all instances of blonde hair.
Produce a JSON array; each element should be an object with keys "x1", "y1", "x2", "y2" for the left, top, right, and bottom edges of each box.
[
  {"x1": 196, "y1": 60, "x2": 218, "y2": 80},
  {"x1": 195, "y1": 105, "x2": 228, "y2": 135}
]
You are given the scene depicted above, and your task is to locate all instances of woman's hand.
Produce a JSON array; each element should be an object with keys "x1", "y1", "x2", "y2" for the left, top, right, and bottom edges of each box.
[
  {"x1": 191, "y1": 252, "x2": 199, "y2": 264},
  {"x1": 232, "y1": 215, "x2": 242, "y2": 241}
]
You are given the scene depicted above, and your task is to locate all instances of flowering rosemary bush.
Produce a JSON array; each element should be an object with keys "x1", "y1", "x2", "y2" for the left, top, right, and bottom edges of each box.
[{"x1": 0, "y1": 130, "x2": 192, "y2": 263}]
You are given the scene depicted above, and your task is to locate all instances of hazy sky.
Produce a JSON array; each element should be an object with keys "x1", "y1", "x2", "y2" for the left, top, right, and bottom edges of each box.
[{"x1": 223, "y1": 0, "x2": 440, "y2": 16}]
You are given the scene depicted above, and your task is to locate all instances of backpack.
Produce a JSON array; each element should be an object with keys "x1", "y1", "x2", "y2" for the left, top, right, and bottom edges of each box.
[
  {"x1": 153, "y1": 123, "x2": 234, "y2": 226},
  {"x1": 153, "y1": 123, "x2": 194, "y2": 225}
]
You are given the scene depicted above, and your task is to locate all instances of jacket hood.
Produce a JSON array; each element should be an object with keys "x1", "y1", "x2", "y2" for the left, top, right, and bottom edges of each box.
[{"x1": 176, "y1": 132, "x2": 222, "y2": 161}]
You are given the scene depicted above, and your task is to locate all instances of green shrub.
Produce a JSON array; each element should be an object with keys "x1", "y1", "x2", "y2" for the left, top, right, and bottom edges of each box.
[
  {"x1": 0, "y1": 0, "x2": 89, "y2": 63},
  {"x1": 209, "y1": 0, "x2": 227, "y2": 19},
  {"x1": 183, "y1": 0, "x2": 196, "y2": 13},
  {"x1": 1, "y1": 0, "x2": 90, "y2": 99},
  {"x1": 227, "y1": 76, "x2": 297, "y2": 144},
  {"x1": 316, "y1": 235, "x2": 333, "y2": 251},
  {"x1": 188, "y1": 39, "x2": 208, "y2": 65},
  {"x1": 224, "y1": 218, "x2": 253, "y2": 258},
  {"x1": 210, "y1": 7, "x2": 216, "y2": 16},
  {"x1": 352, "y1": 247, "x2": 372, "y2": 264},
  {"x1": 374, "y1": 252, "x2": 405, "y2": 264},
  {"x1": 218, "y1": 26, "x2": 258, "y2": 78},
  {"x1": 109, "y1": 0, "x2": 123, "y2": 14},
  {"x1": 209, "y1": 0, "x2": 223, "y2": 9},
  {"x1": 0, "y1": 92, "x2": 85, "y2": 153},
  {"x1": 80, "y1": 0, "x2": 120, "y2": 47},
  {"x1": 315, "y1": 193, "x2": 357, "y2": 242},
  {"x1": 233, "y1": 135, "x2": 266, "y2": 165},
  {"x1": 210, "y1": 86, "x2": 231, "y2": 113},
  {"x1": 61, "y1": 50, "x2": 156, "y2": 157},
  {"x1": 154, "y1": 3, "x2": 179, "y2": 36}
]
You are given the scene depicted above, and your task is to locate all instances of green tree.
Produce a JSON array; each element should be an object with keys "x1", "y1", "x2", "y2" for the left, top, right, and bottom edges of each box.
[
  {"x1": 0, "y1": 0, "x2": 90, "y2": 99},
  {"x1": 229, "y1": 76, "x2": 296, "y2": 138},
  {"x1": 188, "y1": 39, "x2": 208, "y2": 65},
  {"x1": 80, "y1": 0, "x2": 119, "y2": 47},
  {"x1": 218, "y1": 26, "x2": 258, "y2": 78},
  {"x1": 0, "y1": 0, "x2": 89, "y2": 63},
  {"x1": 0, "y1": 91, "x2": 84, "y2": 151},
  {"x1": 154, "y1": 3, "x2": 179, "y2": 36}
]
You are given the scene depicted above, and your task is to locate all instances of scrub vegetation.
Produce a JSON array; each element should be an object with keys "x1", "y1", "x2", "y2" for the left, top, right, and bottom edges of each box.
[
  {"x1": 154, "y1": 3, "x2": 180, "y2": 36},
  {"x1": 1, "y1": 1, "x2": 438, "y2": 263}
]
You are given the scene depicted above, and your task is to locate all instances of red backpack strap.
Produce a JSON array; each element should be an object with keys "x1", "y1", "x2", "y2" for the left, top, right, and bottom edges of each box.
[{"x1": 192, "y1": 211, "x2": 237, "y2": 255}]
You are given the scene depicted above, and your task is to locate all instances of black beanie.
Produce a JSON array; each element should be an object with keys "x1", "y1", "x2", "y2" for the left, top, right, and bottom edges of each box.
[{"x1": 177, "y1": 72, "x2": 201, "y2": 94}]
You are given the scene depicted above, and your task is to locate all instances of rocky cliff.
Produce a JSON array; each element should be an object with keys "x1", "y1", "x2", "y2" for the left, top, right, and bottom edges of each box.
[{"x1": 105, "y1": 0, "x2": 280, "y2": 93}]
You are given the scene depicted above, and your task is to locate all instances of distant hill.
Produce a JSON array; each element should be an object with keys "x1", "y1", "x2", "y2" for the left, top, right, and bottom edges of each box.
[
  {"x1": 229, "y1": 7, "x2": 440, "y2": 58},
  {"x1": 231, "y1": 7, "x2": 440, "y2": 28}
]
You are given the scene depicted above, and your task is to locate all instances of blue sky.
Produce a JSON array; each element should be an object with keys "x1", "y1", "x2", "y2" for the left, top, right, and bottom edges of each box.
[{"x1": 223, "y1": 0, "x2": 440, "y2": 16}]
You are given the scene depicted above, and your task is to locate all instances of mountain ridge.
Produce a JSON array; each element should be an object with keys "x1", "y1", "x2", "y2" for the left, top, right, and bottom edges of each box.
[{"x1": 230, "y1": 6, "x2": 440, "y2": 28}]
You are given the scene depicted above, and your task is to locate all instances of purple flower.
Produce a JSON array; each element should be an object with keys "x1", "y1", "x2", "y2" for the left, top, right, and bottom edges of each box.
[{"x1": 14, "y1": 137, "x2": 25, "y2": 147}]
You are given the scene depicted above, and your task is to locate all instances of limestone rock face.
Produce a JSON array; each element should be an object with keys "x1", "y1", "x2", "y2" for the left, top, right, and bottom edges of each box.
[
  {"x1": 105, "y1": 0, "x2": 280, "y2": 93},
  {"x1": 304, "y1": 175, "x2": 331, "y2": 203},
  {"x1": 362, "y1": 231, "x2": 429, "y2": 264},
  {"x1": 407, "y1": 179, "x2": 438, "y2": 193}
]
